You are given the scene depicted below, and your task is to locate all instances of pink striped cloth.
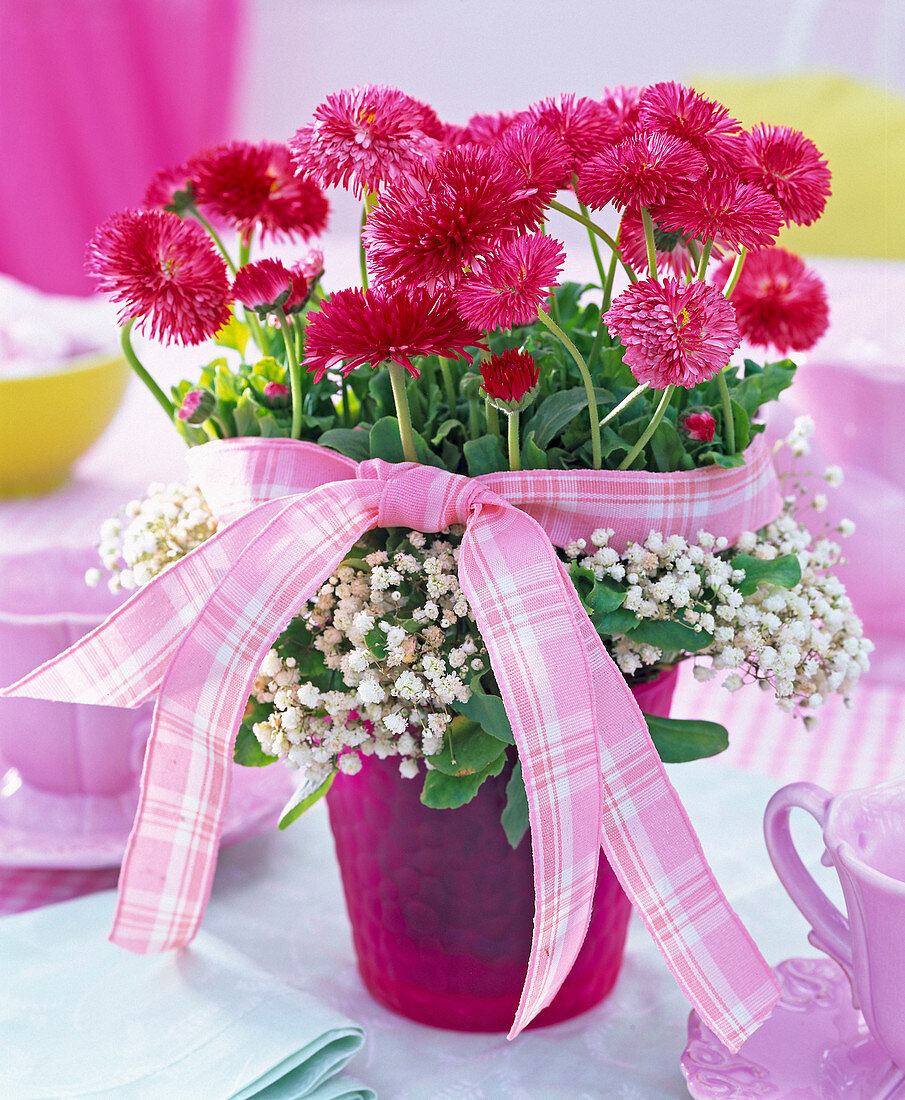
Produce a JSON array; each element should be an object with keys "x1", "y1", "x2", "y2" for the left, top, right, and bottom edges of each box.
[{"x1": 1, "y1": 436, "x2": 782, "y2": 1049}]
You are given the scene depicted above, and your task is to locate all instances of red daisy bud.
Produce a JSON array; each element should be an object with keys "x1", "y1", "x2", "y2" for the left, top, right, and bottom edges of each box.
[
  {"x1": 712, "y1": 246, "x2": 829, "y2": 353},
  {"x1": 177, "y1": 388, "x2": 216, "y2": 424},
  {"x1": 263, "y1": 381, "x2": 290, "y2": 405},
  {"x1": 85, "y1": 209, "x2": 231, "y2": 346},
  {"x1": 479, "y1": 349, "x2": 540, "y2": 412},
  {"x1": 233, "y1": 258, "x2": 293, "y2": 314},
  {"x1": 604, "y1": 277, "x2": 740, "y2": 389},
  {"x1": 682, "y1": 411, "x2": 717, "y2": 442}
]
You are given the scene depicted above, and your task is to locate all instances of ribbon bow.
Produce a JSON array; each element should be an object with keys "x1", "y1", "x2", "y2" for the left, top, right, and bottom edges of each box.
[{"x1": 3, "y1": 437, "x2": 782, "y2": 1048}]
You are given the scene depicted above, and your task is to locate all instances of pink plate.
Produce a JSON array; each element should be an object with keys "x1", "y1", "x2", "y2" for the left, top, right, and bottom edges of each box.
[
  {"x1": 0, "y1": 751, "x2": 294, "y2": 868},
  {"x1": 682, "y1": 957, "x2": 903, "y2": 1099}
]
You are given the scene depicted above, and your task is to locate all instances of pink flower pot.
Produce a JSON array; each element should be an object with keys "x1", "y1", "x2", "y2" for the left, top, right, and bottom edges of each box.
[{"x1": 326, "y1": 666, "x2": 678, "y2": 1032}]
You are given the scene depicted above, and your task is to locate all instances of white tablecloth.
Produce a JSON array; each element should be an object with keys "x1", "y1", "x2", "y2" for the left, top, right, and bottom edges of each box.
[{"x1": 197, "y1": 760, "x2": 836, "y2": 1099}]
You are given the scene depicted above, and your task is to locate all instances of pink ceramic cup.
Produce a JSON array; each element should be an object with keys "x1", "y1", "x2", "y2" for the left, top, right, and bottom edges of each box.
[
  {"x1": 764, "y1": 780, "x2": 905, "y2": 1072},
  {"x1": 0, "y1": 548, "x2": 151, "y2": 796}
]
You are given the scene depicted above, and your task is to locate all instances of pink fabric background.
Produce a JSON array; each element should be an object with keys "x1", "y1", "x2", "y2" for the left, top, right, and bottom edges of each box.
[{"x1": 0, "y1": 0, "x2": 244, "y2": 295}]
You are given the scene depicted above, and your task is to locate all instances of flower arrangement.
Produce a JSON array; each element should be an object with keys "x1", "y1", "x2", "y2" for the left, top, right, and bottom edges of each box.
[{"x1": 83, "y1": 80, "x2": 869, "y2": 832}]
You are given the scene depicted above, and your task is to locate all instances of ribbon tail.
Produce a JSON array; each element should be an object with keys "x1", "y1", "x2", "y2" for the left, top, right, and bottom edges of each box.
[
  {"x1": 458, "y1": 504, "x2": 605, "y2": 1038},
  {"x1": 0, "y1": 502, "x2": 290, "y2": 708},
  {"x1": 569, "y1": 594, "x2": 781, "y2": 1051},
  {"x1": 110, "y1": 481, "x2": 381, "y2": 953}
]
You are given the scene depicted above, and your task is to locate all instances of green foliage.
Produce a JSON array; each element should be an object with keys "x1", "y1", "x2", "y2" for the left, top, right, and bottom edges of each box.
[
  {"x1": 643, "y1": 713, "x2": 729, "y2": 763},
  {"x1": 501, "y1": 760, "x2": 530, "y2": 848},
  {"x1": 420, "y1": 752, "x2": 507, "y2": 809},
  {"x1": 451, "y1": 675, "x2": 514, "y2": 744},
  {"x1": 732, "y1": 553, "x2": 802, "y2": 596},
  {"x1": 278, "y1": 771, "x2": 336, "y2": 830}
]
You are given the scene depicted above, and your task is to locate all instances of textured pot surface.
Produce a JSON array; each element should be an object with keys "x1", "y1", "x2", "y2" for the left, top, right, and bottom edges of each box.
[{"x1": 326, "y1": 667, "x2": 678, "y2": 1031}]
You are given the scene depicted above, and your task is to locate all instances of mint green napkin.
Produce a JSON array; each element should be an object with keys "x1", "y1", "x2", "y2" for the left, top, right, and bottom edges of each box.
[{"x1": 0, "y1": 891, "x2": 373, "y2": 1100}]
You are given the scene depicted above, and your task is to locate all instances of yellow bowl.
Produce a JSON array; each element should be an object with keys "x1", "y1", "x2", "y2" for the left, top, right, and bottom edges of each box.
[{"x1": 0, "y1": 352, "x2": 130, "y2": 497}]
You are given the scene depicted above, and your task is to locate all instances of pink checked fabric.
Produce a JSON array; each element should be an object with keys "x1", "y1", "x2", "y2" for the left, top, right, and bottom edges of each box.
[{"x1": 1, "y1": 436, "x2": 782, "y2": 1049}]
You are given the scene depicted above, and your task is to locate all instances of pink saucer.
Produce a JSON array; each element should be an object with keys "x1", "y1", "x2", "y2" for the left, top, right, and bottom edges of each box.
[
  {"x1": 0, "y1": 755, "x2": 294, "y2": 868},
  {"x1": 682, "y1": 958, "x2": 902, "y2": 1100}
]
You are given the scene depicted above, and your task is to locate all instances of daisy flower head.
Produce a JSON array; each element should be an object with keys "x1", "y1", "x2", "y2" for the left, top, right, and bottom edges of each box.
[
  {"x1": 289, "y1": 85, "x2": 440, "y2": 196},
  {"x1": 362, "y1": 145, "x2": 539, "y2": 290},
  {"x1": 233, "y1": 258, "x2": 294, "y2": 314},
  {"x1": 177, "y1": 388, "x2": 215, "y2": 424},
  {"x1": 604, "y1": 277, "x2": 740, "y2": 389},
  {"x1": 739, "y1": 124, "x2": 832, "y2": 226},
  {"x1": 657, "y1": 177, "x2": 783, "y2": 253},
  {"x1": 85, "y1": 209, "x2": 231, "y2": 345},
  {"x1": 638, "y1": 82, "x2": 743, "y2": 173},
  {"x1": 598, "y1": 85, "x2": 642, "y2": 142},
  {"x1": 576, "y1": 131, "x2": 706, "y2": 211},
  {"x1": 618, "y1": 207, "x2": 723, "y2": 279},
  {"x1": 527, "y1": 93, "x2": 618, "y2": 170},
  {"x1": 143, "y1": 162, "x2": 196, "y2": 214},
  {"x1": 191, "y1": 141, "x2": 329, "y2": 243},
  {"x1": 303, "y1": 284, "x2": 485, "y2": 382},
  {"x1": 713, "y1": 246, "x2": 829, "y2": 353},
  {"x1": 461, "y1": 111, "x2": 517, "y2": 146},
  {"x1": 682, "y1": 410, "x2": 717, "y2": 442},
  {"x1": 495, "y1": 120, "x2": 573, "y2": 216},
  {"x1": 454, "y1": 232, "x2": 565, "y2": 331},
  {"x1": 479, "y1": 349, "x2": 540, "y2": 412}
]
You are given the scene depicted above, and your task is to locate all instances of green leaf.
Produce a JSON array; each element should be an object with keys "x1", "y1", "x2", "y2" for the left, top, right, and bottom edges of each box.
[
  {"x1": 649, "y1": 417, "x2": 685, "y2": 472},
  {"x1": 365, "y1": 626, "x2": 388, "y2": 659},
  {"x1": 626, "y1": 617, "x2": 713, "y2": 653},
  {"x1": 369, "y1": 417, "x2": 443, "y2": 466},
  {"x1": 731, "y1": 553, "x2": 802, "y2": 597},
  {"x1": 698, "y1": 450, "x2": 747, "y2": 469},
  {"x1": 730, "y1": 399, "x2": 751, "y2": 454},
  {"x1": 318, "y1": 427, "x2": 371, "y2": 462},
  {"x1": 278, "y1": 770, "x2": 336, "y2": 829},
  {"x1": 233, "y1": 722, "x2": 278, "y2": 767},
  {"x1": 501, "y1": 760, "x2": 530, "y2": 848},
  {"x1": 420, "y1": 752, "x2": 507, "y2": 809},
  {"x1": 644, "y1": 713, "x2": 729, "y2": 763},
  {"x1": 213, "y1": 313, "x2": 249, "y2": 355},
  {"x1": 527, "y1": 387, "x2": 607, "y2": 449},
  {"x1": 463, "y1": 433, "x2": 508, "y2": 476},
  {"x1": 592, "y1": 607, "x2": 641, "y2": 635},
  {"x1": 520, "y1": 430, "x2": 548, "y2": 470},
  {"x1": 428, "y1": 716, "x2": 510, "y2": 775},
  {"x1": 451, "y1": 676, "x2": 514, "y2": 744}
]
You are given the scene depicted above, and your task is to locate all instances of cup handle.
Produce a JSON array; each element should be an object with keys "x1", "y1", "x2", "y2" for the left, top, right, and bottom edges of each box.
[{"x1": 764, "y1": 782, "x2": 854, "y2": 981}]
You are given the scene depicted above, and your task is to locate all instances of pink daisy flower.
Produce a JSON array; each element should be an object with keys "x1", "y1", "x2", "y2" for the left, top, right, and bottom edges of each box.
[
  {"x1": 191, "y1": 141, "x2": 329, "y2": 243},
  {"x1": 289, "y1": 85, "x2": 439, "y2": 196},
  {"x1": 682, "y1": 411, "x2": 717, "y2": 442},
  {"x1": 576, "y1": 131, "x2": 707, "y2": 211},
  {"x1": 657, "y1": 177, "x2": 783, "y2": 252},
  {"x1": 86, "y1": 209, "x2": 231, "y2": 345},
  {"x1": 604, "y1": 277, "x2": 740, "y2": 389},
  {"x1": 712, "y1": 246, "x2": 829, "y2": 353},
  {"x1": 362, "y1": 145, "x2": 539, "y2": 290},
  {"x1": 638, "y1": 82, "x2": 743, "y2": 173},
  {"x1": 495, "y1": 120, "x2": 573, "y2": 219},
  {"x1": 454, "y1": 233, "x2": 566, "y2": 331},
  {"x1": 527, "y1": 93, "x2": 617, "y2": 170},
  {"x1": 617, "y1": 207, "x2": 724, "y2": 279},
  {"x1": 143, "y1": 162, "x2": 196, "y2": 212},
  {"x1": 461, "y1": 111, "x2": 517, "y2": 145},
  {"x1": 177, "y1": 388, "x2": 215, "y2": 423},
  {"x1": 303, "y1": 284, "x2": 485, "y2": 382},
  {"x1": 739, "y1": 124, "x2": 832, "y2": 227},
  {"x1": 598, "y1": 85, "x2": 641, "y2": 141},
  {"x1": 479, "y1": 349, "x2": 540, "y2": 411},
  {"x1": 233, "y1": 258, "x2": 295, "y2": 313},
  {"x1": 263, "y1": 381, "x2": 290, "y2": 403}
]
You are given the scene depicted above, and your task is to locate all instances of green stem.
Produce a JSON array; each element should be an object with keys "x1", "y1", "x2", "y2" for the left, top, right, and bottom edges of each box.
[
  {"x1": 547, "y1": 198, "x2": 638, "y2": 283},
  {"x1": 484, "y1": 398, "x2": 500, "y2": 438},
  {"x1": 586, "y1": 308, "x2": 608, "y2": 373},
  {"x1": 120, "y1": 320, "x2": 176, "y2": 420},
  {"x1": 722, "y1": 247, "x2": 748, "y2": 298},
  {"x1": 718, "y1": 369, "x2": 736, "y2": 454},
  {"x1": 359, "y1": 203, "x2": 369, "y2": 290},
  {"x1": 388, "y1": 362, "x2": 417, "y2": 462},
  {"x1": 420, "y1": 355, "x2": 437, "y2": 394},
  {"x1": 439, "y1": 356, "x2": 457, "y2": 409},
  {"x1": 640, "y1": 206, "x2": 659, "y2": 282},
  {"x1": 599, "y1": 382, "x2": 649, "y2": 427},
  {"x1": 578, "y1": 199, "x2": 608, "y2": 288},
  {"x1": 274, "y1": 306, "x2": 303, "y2": 439},
  {"x1": 618, "y1": 385, "x2": 674, "y2": 470},
  {"x1": 696, "y1": 238, "x2": 714, "y2": 281},
  {"x1": 685, "y1": 238, "x2": 701, "y2": 269},
  {"x1": 238, "y1": 234, "x2": 251, "y2": 269},
  {"x1": 468, "y1": 394, "x2": 481, "y2": 439},
  {"x1": 341, "y1": 373, "x2": 351, "y2": 428},
  {"x1": 601, "y1": 244, "x2": 619, "y2": 315},
  {"x1": 537, "y1": 308, "x2": 601, "y2": 469},
  {"x1": 190, "y1": 207, "x2": 236, "y2": 274},
  {"x1": 507, "y1": 411, "x2": 521, "y2": 471}
]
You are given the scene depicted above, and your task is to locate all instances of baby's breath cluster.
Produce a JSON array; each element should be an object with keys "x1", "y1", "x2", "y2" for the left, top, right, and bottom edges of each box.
[
  {"x1": 86, "y1": 482, "x2": 217, "y2": 593},
  {"x1": 249, "y1": 529, "x2": 489, "y2": 785}
]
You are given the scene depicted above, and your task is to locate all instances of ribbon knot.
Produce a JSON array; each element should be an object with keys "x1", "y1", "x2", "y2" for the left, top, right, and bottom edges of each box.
[{"x1": 357, "y1": 458, "x2": 501, "y2": 532}]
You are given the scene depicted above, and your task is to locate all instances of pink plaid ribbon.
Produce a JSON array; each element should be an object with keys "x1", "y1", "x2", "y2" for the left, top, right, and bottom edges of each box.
[{"x1": 1, "y1": 436, "x2": 782, "y2": 1048}]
